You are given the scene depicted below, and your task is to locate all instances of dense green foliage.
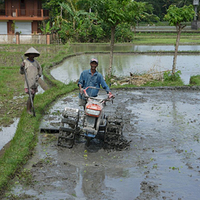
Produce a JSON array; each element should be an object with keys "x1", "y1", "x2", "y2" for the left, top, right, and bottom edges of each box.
[
  {"x1": 42, "y1": 0, "x2": 159, "y2": 43},
  {"x1": 135, "y1": 0, "x2": 195, "y2": 20},
  {"x1": 41, "y1": 0, "x2": 197, "y2": 44},
  {"x1": 164, "y1": 5, "x2": 195, "y2": 26}
]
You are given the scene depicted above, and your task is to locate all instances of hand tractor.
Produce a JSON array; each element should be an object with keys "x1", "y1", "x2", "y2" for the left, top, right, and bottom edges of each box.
[{"x1": 57, "y1": 87, "x2": 124, "y2": 149}]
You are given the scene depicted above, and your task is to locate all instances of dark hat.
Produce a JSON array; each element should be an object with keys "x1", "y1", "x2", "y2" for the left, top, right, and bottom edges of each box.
[
  {"x1": 90, "y1": 58, "x2": 98, "y2": 64},
  {"x1": 24, "y1": 47, "x2": 40, "y2": 57}
]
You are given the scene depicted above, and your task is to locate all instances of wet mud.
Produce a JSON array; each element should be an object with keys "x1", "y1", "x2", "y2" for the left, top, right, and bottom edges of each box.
[{"x1": 3, "y1": 88, "x2": 200, "y2": 200}]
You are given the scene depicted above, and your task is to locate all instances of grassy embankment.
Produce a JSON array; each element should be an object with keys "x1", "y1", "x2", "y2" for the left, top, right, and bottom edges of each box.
[
  {"x1": 1, "y1": 32, "x2": 200, "y2": 194},
  {"x1": 133, "y1": 32, "x2": 200, "y2": 45},
  {"x1": 0, "y1": 44, "x2": 78, "y2": 194}
]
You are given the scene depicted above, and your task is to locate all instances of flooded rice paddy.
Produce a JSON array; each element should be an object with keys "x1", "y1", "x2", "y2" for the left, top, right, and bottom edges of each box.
[
  {"x1": 4, "y1": 88, "x2": 200, "y2": 200},
  {"x1": 51, "y1": 53, "x2": 200, "y2": 85},
  {"x1": 2, "y1": 44, "x2": 200, "y2": 199}
]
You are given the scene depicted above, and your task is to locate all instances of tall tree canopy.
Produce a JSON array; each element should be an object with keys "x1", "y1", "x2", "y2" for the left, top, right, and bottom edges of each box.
[
  {"x1": 164, "y1": 5, "x2": 195, "y2": 75},
  {"x1": 43, "y1": 0, "x2": 65, "y2": 20}
]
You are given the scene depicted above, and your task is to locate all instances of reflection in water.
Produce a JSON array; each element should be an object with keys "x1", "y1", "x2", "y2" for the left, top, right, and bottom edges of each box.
[
  {"x1": 76, "y1": 166, "x2": 141, "y2": 199},
  {"x1": 81, "y1": 167, "x2": 106, "y2": 198},
  {"x1": 51, "y1": 54, "x2": 200, "y2": 85}
]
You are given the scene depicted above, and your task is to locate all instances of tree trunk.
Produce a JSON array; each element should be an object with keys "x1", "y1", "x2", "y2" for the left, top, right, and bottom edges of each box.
[
  {"x1": 108, "y1": 26, "x2": 115, "y2": 78},
  {"x1": 172, "y1": 25, "x2": 182, "y2": 75}
]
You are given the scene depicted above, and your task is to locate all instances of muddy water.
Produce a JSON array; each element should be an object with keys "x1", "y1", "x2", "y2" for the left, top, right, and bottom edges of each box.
[
  {"x1": 5, "y1": 88, "x2": 200, "y2": 200},
  {"x1": 0, "y1": 118, "x2": 19, "y2": 150},
  {"x1": 51, "y1": 54, "x2": 200, "y2": 85}
]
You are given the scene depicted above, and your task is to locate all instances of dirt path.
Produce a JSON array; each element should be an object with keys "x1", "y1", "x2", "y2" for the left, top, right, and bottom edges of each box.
[{"x1": 3, "y1": 88, "x2": 200, "y2": 200}]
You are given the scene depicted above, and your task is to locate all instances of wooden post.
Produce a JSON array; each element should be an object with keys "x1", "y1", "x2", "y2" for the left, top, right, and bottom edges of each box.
[
  {"x1": 16, "y1": 33, "x2": 20, "y2": 45},
  {"x1": 46, "y1": 33, "x2": 50, "y2": 45}
]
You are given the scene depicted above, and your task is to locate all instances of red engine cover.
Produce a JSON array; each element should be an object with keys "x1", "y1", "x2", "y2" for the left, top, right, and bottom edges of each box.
[{"x1": 86, "y1": 103, "x2": 102, "y2": 111}]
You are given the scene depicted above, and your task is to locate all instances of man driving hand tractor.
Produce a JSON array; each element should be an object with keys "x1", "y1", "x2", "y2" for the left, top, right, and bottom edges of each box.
[{"x1": 78, "y1": 58, "x2": 113, "y2": 108}]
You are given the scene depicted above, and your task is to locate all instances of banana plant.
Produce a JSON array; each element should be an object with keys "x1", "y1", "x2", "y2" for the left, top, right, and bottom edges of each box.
[
  {"x1": 40, "y1": 21, "x2": 51, "y2": 34},
  {"x1": 59, "y1": 1, "x2": 88, "y2": 30}
]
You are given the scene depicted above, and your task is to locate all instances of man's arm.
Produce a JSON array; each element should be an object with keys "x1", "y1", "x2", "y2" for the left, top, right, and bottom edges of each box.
[
  {"x1": 78, "y1": 84, "x2": 83, "y2": 94},
  {"x1": 99, "y1": 74, "x2": 114, "y2": 98},
  {"x1": 20, "y1": 61, "x2": 25, "y2": 75},
  {"x1": 78, "y1": 71, "x2": 84, "y2": 94},
  {"x1": 99, "y1": 74, "x2": 110, "y2": 93}
]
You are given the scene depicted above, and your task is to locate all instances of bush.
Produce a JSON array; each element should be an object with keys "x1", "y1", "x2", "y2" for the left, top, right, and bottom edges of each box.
[
  {"x1": 163, "y1": 70, "x2": 182, "y2": 81},
  {"x1": 162, "y1": 70, "x2": 184, "y2": 86},
  {"x1": 189, "y1": 75, "x2": 200, "y2": 85}
]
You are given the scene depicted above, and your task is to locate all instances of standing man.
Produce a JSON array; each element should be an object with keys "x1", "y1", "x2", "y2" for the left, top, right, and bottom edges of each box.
[
  {"x1": 78, "y1": 58, "x2": 113, "y2": 108},
  {"x1": 20, "y1": 47, "x2": 42, "y2": 114}
]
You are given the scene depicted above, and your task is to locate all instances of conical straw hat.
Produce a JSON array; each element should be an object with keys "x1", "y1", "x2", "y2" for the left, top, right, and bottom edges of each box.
[{"x1": 24, "y1": 47, "x2": 40, "y2": 57}]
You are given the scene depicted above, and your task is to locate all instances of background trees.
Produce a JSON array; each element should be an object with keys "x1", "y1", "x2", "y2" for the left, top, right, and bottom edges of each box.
[
  {"x1": 42, "y1": 0, "x2": 160, "y2": 43},
  {"x1": 42, "y1": 0, "x2": 196, "y2": 44},
  {"x1": 135, "y1": 0, "x2": 194, "y2": 20}
]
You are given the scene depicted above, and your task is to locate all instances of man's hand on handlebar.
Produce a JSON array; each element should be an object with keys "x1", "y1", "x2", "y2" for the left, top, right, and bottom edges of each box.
[
  {"x1": 108, "y1": 92, "x2": 114, "y2": 99},
  {"x1": 82, "y1": 88, "x2": 89, "y2": 97},
  {"x1": 80, "y1": 88, "x2": 84, "y2": 95}
]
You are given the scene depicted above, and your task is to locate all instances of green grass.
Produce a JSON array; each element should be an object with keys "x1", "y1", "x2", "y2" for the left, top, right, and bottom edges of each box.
[
  {"x1": 0, "y1": 66, "x2": 25, "y2": 126},
  {"x1": 131, "y1": 32, "x2": 200, "y2": 45},
  {"x1": 0, "y1": 34, "x2": 200, "y2": 195},
  {"x1": 132, "y1": 37, "x2": 200, "y2": 45}
]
